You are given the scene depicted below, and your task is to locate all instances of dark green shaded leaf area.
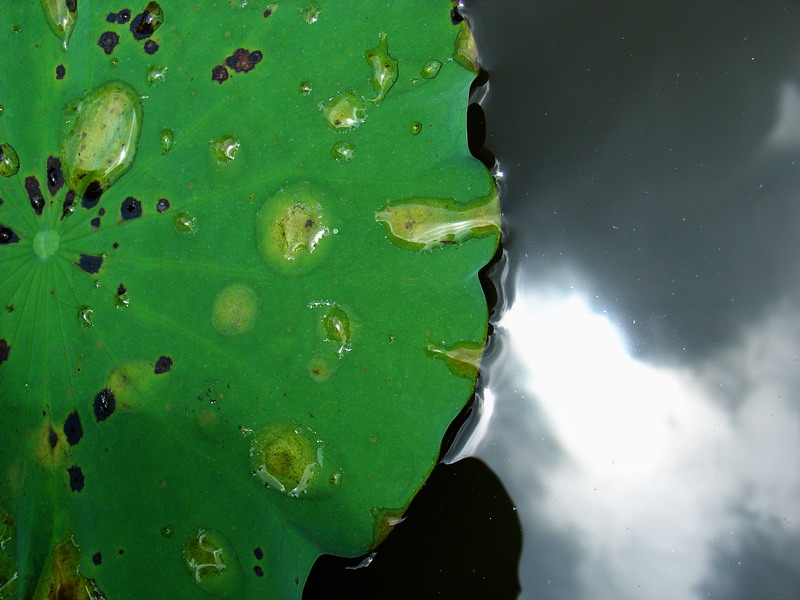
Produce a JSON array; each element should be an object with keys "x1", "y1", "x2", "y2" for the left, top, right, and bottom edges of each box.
[{"x1": 0, "y1": 1, "x2": 498, "y2": 598}]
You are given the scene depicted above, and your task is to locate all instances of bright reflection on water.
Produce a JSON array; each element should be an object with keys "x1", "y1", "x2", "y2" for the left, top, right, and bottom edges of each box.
[{"x1": 477, "y1": 272, "x2": 800, "y2": 600}]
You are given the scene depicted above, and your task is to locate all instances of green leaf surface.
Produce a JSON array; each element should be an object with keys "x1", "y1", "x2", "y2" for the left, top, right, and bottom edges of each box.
[{"x1": 0, "y1": 1, "x2": 498, "y2": 597}]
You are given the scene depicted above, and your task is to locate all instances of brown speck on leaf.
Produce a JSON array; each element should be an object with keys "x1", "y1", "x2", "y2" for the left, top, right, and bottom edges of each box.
[
  {"x1": 224, "y1": 48, "x2": 263, "y2": 73},
  {"x1": 211, "y1": 64, "x2": 229, "y2": 84}
]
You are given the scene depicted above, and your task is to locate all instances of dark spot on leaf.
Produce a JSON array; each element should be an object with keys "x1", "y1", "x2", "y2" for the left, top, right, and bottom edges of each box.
[
  {"x1": 254, "y1": 565, "x2": 264, "y2": 577},
  {"x1": 82, "y1": 181, "x2": 104, "y2": 208},
  {"x1": 154, "y1": 355, "x2": 172, "y2": 374},
  {"x1": 98, "y1": 31, "x2": 120, "y2": 55},
  {"x1": 120, "y1": 196, "x2": 142, "y2": 220},
  {"x1": 5, "y1": 305, "x2": 13, "y2": 313},
  {"x1": 130, "y1": 2, "x2": 163, "y2": 40},
  {"x1": 225, "y1": 48, "x2": 263, "y2": 73},
  {"x1": 107, "y1": 12, "x2": 118, "y2": 23},
  {"x1": 0, "y1": 226, "x2": 19, "y2": 244},
  {"x1": 117, "y1": 284, "x2": 127, "y2": 295},
  {"x1": 48, "y1": 426, "x2": 59, "y2": 449},
  {"x1": 212, "y1": 64, "x2": 229, "y2": 84},
  {"x1": 77, "y1": 254, "x2": 103, "y2": 274},
  {"x1": 91, "y1": 217, "x2": 101, "y2": 229},
  {"x1": 92, "y1": 552, "x2": 102, "y2": 565},
  {"x1": 47, "y1": 156, "x2": 64, "y2": 196},
  {"x1": 99, "y1": 207, "x2": 106, "y2": 216},
  {"x1": 450, "y1": 6, "x2": 464, "y2": 24},
  {"x1": 67, "y1": 465, "x2": 84, "y2": 492},
  {"x1": 253, "y1": 547, "x2": 264, "y2": 560},
  {"x1": 144, "y1": 39, "x2": 159, "y2": 54},
  {"x1": 118, "y1": 549, "x2": 125, "y2": 555},
  {"x1": 94, "y1": 388, "x2": 116, "y2": 422},
  {"x1": 112, "y1": 242, "x2": 119, "y2": 249},
  {"x1": 56, "y1": 64, "x2": 66, "y2": 80},
  {"x1": 156, "y1": 198, "x2": 170, "y2": 213},
  {"x1": 25, "y1": 176, "x2": 44, "y2": 216},
  {"x1": 63, "y1": 411, "x2": 83, "y2": 446},
  {"x1": 0, "y1": 339, "x2": 9, "y2": 364},
  {"x1": 61, "y1": 190, "x2": 76, "y2": 220},
  {"x1": 117, "y1": 9, "x2": 132, "y2": 23},
  {"x1": 263, "y1": 7, "x2": 273, "y2": 17}
]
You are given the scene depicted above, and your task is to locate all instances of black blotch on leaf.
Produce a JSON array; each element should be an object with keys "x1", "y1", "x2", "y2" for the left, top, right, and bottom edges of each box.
[
  {"x1": 106, "y1": 12, "x2": 117, "y2": 23},
  {"x1": 154, "y1": 355, "x2": 172, "y2": 374},
  {"x1": 212, "y1": 65, "x2": 229, "y2": 84},
  {"x1": 91, "y1": 217, "x2": 101, "y2": 230},
  {"x1": 450, "y1": 6, "x2": 464, "y2": 24},
  {"x1": 254, "y1": 547, "x2": 264, "y2": 560},
  {"x1": 98, "y1": 31, "x2": 120, "y2": 55},
  {"x1": 254, "y1": 565, "x2": 264, "y2": 577},
  {"x1": 0, "y1": 226, "x2": 19, "y2": 245},
  {"x1": 263, "y1": 7, "x2": 273, "y2": 17},
  {"x1": 61, "y1": 190, "x2": 76, "y2": 220},
  {"x1": 67, "y1": 465, "x2": 84, "y2": 492},
  {"x1": 225, "y1": 48, "x2": 263, "y2": 73},
  {"x1": 99, "y1": 207, "x2": 106, "y2": 216},
  {"x1": 48, "y1": 426, "x2": 59, "y2": 449},
  {"x1": 120, "y1": 196, "x2": 142, "y2": 220},
  {"x1": 92, "y1": 552, "x2": 102, "y2": 565},
  {"x1": 117, "y1": 9, "x2": 132, "y2": 23},
  {"x1": 144, "y1": 40, "x2": 159, "y2": 55},
  {"x1": 117, "y1": 284, "x2": 127, "y2": 295},
  {"x1": 94, "y1": 388, "x2": 116, "y2": 422},
  {"x1": 25, "y1": 176, "x2": 44, "y2": 216},
  {"x1": 56, "y1": 64, "x2": 65, "y2": 80},
  {"x1": 47, "y1": 156, "x2": 65, "y2": 196},
  {"x1": 63, "y1": 411, "x2": 83, "y2": 446},
  {"x1": 0, "y1": 339, "x2": 9, "y2": 365},
  {"x1": 156, "y1": 198, "x2": 170, "y2": 213},
  {"x1": 82, "y1": 181, "x2": 104, "y2": 209},
  {"x1": 77, "y1": 254, "x2": 103, "y2": 274}
]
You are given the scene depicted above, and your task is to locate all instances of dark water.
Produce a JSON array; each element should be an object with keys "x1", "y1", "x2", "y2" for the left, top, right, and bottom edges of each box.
[{"x1": 307, "y1": 1, "x2": 800, "y2": 598}]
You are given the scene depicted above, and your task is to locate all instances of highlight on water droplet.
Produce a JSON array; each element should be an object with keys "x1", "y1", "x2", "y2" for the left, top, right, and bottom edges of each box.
[
  {"x1": 209, "y1": 134, "x2": 240, "y2": 163},
  {"x1": 250, "y1": 422, "x2": 341, "y2": 498},
  {"x1": 300, "y1": 2, "x2": 320, "y2": 23},
  {"x1": 365, "y1": 32, "x2": 398, "y2": 102},
  {"x1": 320, "y1": 91, "x2": 366, "y2": 131},
  {"x1": 211, "y1": 283, "x2": 258, "y2": 336},
  {"x1": 410, "y1": 121, "x2": 422, "y2": 135},
  {"x1": 173, "y1": 211, "x2": 197, "y2": 233},
  {"x1": 330, "y1": 141, "x2": 355, "y2": 162},
  {"x1": 159, "y1": 128, "x2": 174, "y2": 154},
  {"x1": 375, "y1": 192, "x2": 500, "y2": 251},
  {"x1": 61, "y1": 80, "x2": 143, "y2": 199},
  {"x1": 299, "y1": 81, "x2": 312, "y2": 95},
  {"x1": 420, "y1": 60, "x2": 442, "y2": 79},
  {"x1": 255, "y1": 182, "x2": 333, "y2": 273},
  {"x1": 183, "y1": 529, "x2": 243, "y2": 598},
  {"x1": 425, "y1": 340, "x2": 484, "y2": 378},
  {"x1": 0, "y1": 144, "x2": 20, "y2": 177},
  {"x1": 147, "y1": 64, "x2": 167, "y2": 87},
  {"x1": 40, "y1": 0, "x2": 78, "y2": 49}
]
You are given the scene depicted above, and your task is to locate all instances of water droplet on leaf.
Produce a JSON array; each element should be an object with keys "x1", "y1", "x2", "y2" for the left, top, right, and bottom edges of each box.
[
  {"x1": 365, "y1": 32, "x2": 398, "y2": 102},
  {"x1": 147, "y1": 65, "x2": 167, "y2": 87},
  {"x1": 183, "y1": 529, "x2": 243, "y2": 597},
  {"x1": 209, "y1": 134, "x2": 240, "y2": 163},
  {"x1": 0, "y1": 144, "x2": 20, "y2": 177},
  {"x1": 159, "y1": 128, "x2": 174, "y2": 154},
  {"x1": 420, "y1": 60, "x2": 442, "y2": 79},
  {"x1": 40, "y1": 0, "x2": 78, "y2": 49},
  {"x1": 300, "y1": 2, "x2": 320, "y2": 23},
  {"x1": 410, "y1": 121, "x2": 422, "y2": 135},
  {"x1": 321, "y1": 91, "x2": 366, "y2": 131},
  {"x1": 330, "y1": 141, "x2": 355, "y2": 162},
  {"x1": 211, "y1": 283, "x2": 258, "y2": 336},
  {"x1": 174, "y1": 212, "x2": 197, "y2": 233}
]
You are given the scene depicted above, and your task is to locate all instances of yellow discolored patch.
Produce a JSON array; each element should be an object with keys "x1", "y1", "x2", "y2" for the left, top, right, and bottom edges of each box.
[
  {"x1": 211, "y1": 284, "x2": 258, "y2": 336},
  {"x1": 36, "y1": 535, "x2": 106, "y2": 600},
  {"x1": 183, "y1": 529, "x2": 244, "y2": 598}
]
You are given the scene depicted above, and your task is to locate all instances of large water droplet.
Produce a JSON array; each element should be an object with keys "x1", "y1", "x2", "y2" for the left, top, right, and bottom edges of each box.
[
  {"x1": 40, "y1": 0, "x2": 77, "y2": 49},
  {"x1": 320, "y1": 91, "x2": 366, "y2": 131},
  {"x1": 211, "y1": 283, "x2": 258, "y2": 336},
  {"x1": 365, "y1": 32, "x2": 398, "y2": 102},
  {"x1": 250, "y1": 422, "x2": 341, "y2": 498},
  {"x1": 183, "y1": 529, "x2": 244, "y2": 598},
  {"x1": 61, "y1": 80, "x2": 143, "y2": 199},
  {"x1": 375, "y1": 193, "x2": 500, "y2": 250},
  {"x1": 420, "y1": 60, "x2": 442, "y2": 79},
  {"x1": 0, "y1": 144, "x2": 20, "y2": 177}
]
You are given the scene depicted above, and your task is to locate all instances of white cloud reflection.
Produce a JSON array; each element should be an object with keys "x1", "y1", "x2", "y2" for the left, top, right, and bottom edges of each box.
[{"x1": 479, "y1": 274, "x2": 800, "y2": 600}]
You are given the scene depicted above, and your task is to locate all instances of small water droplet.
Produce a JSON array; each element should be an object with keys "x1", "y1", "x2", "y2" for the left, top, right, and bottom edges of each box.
[
  {"x1": 300, "y1": 2, "x2": 320, "y2": 23},
  {"x1": 375, "y1": 192, "x2": 500, "y2": 250},
  {"x1": 0, "y1": 144, "x2": 20, "y2": 177},
  {"x1": 147, "y1": 64, "x2": 167, "y2": 87},
  {"x1": 183, "y1": 529, "x2": 244, "y2": 597},
  {"x1": 410, "y1": 121, "x2": 422, "y2": 135},
  {"x1": 61, "y1": 80, "x2": 143, "y2": 199},
  {"x1": 330, "y1": 141, "x2": 355, "y2": 162},
  {"x1": 40, "y1": 0, "x2": 78, "y2": 49},
  {"x1": 173, "y1": 212, "x2": 197, "y2": 233},
  {"x1": 110, "y1": 57, "x2": 119, "y2": 67},
  {"x1": 77, "y1": 305, "x2": 94, "y2": 327},
  {"x1": 159, "y1": 128, "x2": 174, "y2": 154},
  {"x1": 420, "y1": 60, "x2": 442, "y2": 79},
  {"x1": 211, "y1": 283, "x2": 258, "y2": 336},
  {"x1": 309, "y1": 302, "x2": 352, "y2": 356},
  {"x1": 299, "y1": 80, "x2": 312, "y2": 95},
  {"x1": 161, "y1": 525, "x2": 174, "y2": 538},
  {"x1": 209, "y1": 134, "x2": 240, "y2": 163},
  {"x1": 329, "y1": 469, "x2": 343, "y2": 487},
  {"x1": 365, "y1": 32, "x2": 398, "y2": 102},
  {"x1": 320, "y1": 91, "x2": 366, "y2": 131}
]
